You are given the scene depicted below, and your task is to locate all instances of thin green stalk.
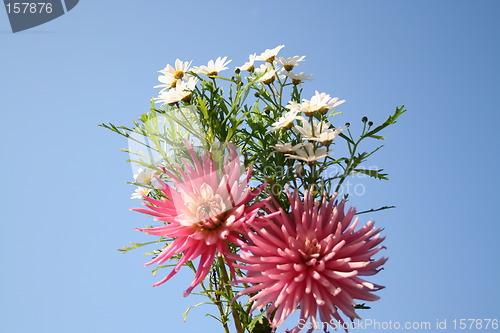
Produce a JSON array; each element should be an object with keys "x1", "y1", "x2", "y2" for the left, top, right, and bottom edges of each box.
[{"x1": 218, "y1": 256, "x2": 244, "y2": 333}]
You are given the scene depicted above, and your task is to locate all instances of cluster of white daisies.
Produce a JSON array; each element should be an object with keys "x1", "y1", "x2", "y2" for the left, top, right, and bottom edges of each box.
[{"x1": 132, "y1": 45, "x2": 347, "y2": 198}]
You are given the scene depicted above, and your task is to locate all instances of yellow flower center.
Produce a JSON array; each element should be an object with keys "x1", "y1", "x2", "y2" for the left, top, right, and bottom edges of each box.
[
  {"x1": 173, "y1": 70, "x2": 184, "y2": 80},
  {"x1": 266, "y1": 56, "x2": 276, "y2": 63},
  {"x1": 318, "y1": 107, "x2": 330, "y2": 115},
  {"x1": 303, "y1": 106, "x2": 316, "y2": 117},
  {"x1": 282, "y1": 121, "x2": 293, "y2": 130},
  {"x1": 262, "y1": 76, "x2": 275, "y2": 85}
]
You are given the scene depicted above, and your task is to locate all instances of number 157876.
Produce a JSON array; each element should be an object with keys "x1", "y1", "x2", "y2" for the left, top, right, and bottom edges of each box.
[{"x1": 5, "y1": 2, "x2": 53, "y2": 14}]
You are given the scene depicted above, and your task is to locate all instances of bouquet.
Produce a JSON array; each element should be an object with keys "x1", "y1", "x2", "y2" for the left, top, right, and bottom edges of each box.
[{"x1": 101, "y1": 45, "x2": 406, "y2": 333}]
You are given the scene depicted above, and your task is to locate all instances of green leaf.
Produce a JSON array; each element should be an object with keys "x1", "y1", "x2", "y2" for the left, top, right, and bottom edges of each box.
[
  {"x1": 368, "y1": 134, "x2": 386, "y2": 140},
  {"x1": 353, "y1": 168, "x2": 389, "y2": 180},
  {"x1": 363, "y1": 105, "x2": 407, "y2": 139},
  {"x1": 356, "y1": 205, "x2": 396, "y2": 215},
  {"x1": 182, "y1": 302, "x2": 211, "y2": 322}
]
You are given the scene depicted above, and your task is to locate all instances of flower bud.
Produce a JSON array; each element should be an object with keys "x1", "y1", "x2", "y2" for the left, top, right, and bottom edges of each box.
[{"x1": 362, "y1": 116, "x2": 368, "y2": 123}]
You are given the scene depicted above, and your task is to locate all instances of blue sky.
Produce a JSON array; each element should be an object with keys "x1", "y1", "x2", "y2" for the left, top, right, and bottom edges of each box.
[{"x1": 1, "y1": 1, "x2": 499, "y2": 332}]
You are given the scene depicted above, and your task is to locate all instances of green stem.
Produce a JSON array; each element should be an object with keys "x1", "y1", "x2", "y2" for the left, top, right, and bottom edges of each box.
[
  {"x1": 200, "y1": 279, "x2": 230, "y2": 333},
  {"x1": 218, "y1": 256, "x2": 244, "y2": 333}
]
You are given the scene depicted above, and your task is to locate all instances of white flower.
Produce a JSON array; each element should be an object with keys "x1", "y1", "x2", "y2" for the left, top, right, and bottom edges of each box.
[
  {"x1": 131, "y1": 186, "x2": 151, "y2": 199},
  {"x1": 236, "y1": 54, "x2": 257, "y2": 72},
  {"x1": 254, "y1": 63, "x2": 277, "y2": 84},
  {"x1": 285, "y1": 142, "x2": 329, "y2": 164},
  {"x1": 285, "y1": 101, "x2": 303, "y2": 113},
  {"x1": 271, "y1": 142, "x2": 305, "y2": 154},
  {"x1": 309, "y1": 126, "x2": 345, "y2": 146},
  {"x1": 283, "y1": 71, "x2": 313, "y2": 85},
  {"x1": 300, "y1": 91, "x2": 346, "y2": 116},
  {"x1": 294, "y1": 118, "x2": 345, "y2": 146},
  {"x1": 156, "y1": 77, "x2": 198, "y2": 105},
  {"x1": 255, "y1": 45, "x2": 285, "y2": 63},
  {"x1": 276, "y1": 55, "x2": 305, "y2": 71},
  {"x1": 266, "y1": 109, "x2": 299, "y2": 133},
  {"x1": 134, "y1": 167, "x2": 157, "y2": 186},
  {"x1": 192, "y1": 56, "x2": 232, "y2": 77},
  {"x1": 294, "y1": 118, "x2": 332, "y2": 139},
  {"x1": 154, "y1": 59, "x2": 192, "y2": 92},
  {"x1": 131, "y1": 167, "x2": 158, "y2": 199}
]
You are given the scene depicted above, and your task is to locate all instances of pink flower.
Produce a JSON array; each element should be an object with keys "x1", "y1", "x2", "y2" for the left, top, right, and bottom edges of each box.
[
  {"x1": 132, "y1": 142, "x2": 266, "y2": 296},
  {"x1": 233, "y1": 190, "x2": 387, "y2": 332}
]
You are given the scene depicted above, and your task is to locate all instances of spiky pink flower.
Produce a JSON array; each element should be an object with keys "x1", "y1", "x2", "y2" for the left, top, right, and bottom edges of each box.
[
  {"x1": 234, "y1": 190, "x2": 388, "y2": 332},
  {"x1": 132, "y1": 142, "x2": 266, "y2": 296}
]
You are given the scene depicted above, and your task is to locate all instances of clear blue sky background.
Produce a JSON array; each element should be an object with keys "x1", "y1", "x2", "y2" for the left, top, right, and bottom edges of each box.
[{"x1": 1, "y1": 1, "x2": 499, "y2": 332}]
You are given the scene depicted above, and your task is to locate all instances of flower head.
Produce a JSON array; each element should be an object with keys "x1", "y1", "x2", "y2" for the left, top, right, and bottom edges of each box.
[
  {"x1": 156, "y1": 77, "x2": 198, "y2": 105},
  {"x1": 234, "y1": 190, "x2": 387, "y2": 332},
  {"x1": 294, "y1": 118, "x2": 344, "y2": 146},
  {"x1": 236, "y1": 54, "x2": 257, "y2": 72},
  {"x1": 271, "y1": 142, "x2": 305, "y2": 154},
  {"x1": 254, "y1": 63, "x2": 277, "y2": 85},
  {"x1": 131, "y1": 168, "x2": 158, "y2": 199},
  {"x1": 193, "y1": 56, "x2": 232, "y2": 77},
  {"x1": 283, "y1": 71, "x2": 313, "y2": 85},
  {"x1": 256, "y1": 45, "x2": 285, "y2": 63},
  {"x1": 266, "y1": 109, "x2": 299, "y2": 133},
  {"x1": 131, "y1": 186, "x2": 151, "y2": 199},
  {"x1": 154, "y1": 59, "x2": 192, "y2": 92},
  {"x1": 131, "y1": 142, "x2": 266, "y2": 296},
  {"x1": 276, "y1": 55, "x2": 305, "y2": 71},
  {"x1": 301, "y1": 91, "x2": 346, "y2": 116},
  {"x1": 285, "y1": 142, "x2": 328, "y2": 164},
  {"x1": 133, "y1": 167, "x2": 157, "y2": 186}
]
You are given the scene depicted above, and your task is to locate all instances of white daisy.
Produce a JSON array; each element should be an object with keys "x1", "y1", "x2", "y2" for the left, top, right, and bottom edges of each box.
[
  {"x1": 254, "y1": 63, "x2": 277, "y2": 85},
  {"x1": 266, "y1": 109, "x2": 299, "y2": 133},
  {"x1": 192, "y1": 56, "x2": 232, "y2": 77},
  {"x1": 133, "y1": 167, "x2": 157, "y2": 186},
  {"x1": 154, "y1": 59, "x2": 192, "y2": 92},
  {"x1": 285, "y1": 142, "x2": 329, "y2": 164},
  {"x1": 131, "y1": 186, "x2": 151, "y2": 199},
  {"x1": 156, "y1": 77, "x2": 198, "y2": 105},
  {"x1": 283, "y1": 71, "x2": 313, "y2": 85},
  {"x1": 255, "y1": 45, "x2": 285, "y2": 63},
  {"x1": 301, "y1": 91, "x2": 346, "y2": 116},
  {"x1": 276, "y1": 55, "x2": 305, "y2": 71},
  {"x1": 294, "y1": 118, "x2": 345, "y2": 146},
  {"x1": 271, "y1": 142, "x2": 305, "y2": 154},
  {"x1": 236, "y1": 53, "x2": 257, "y2": 72},
  {"x1": 131, "y1": 167, "x2": 158, "y2": 199},
  {"x1": 294, "y1": 118, "x2": 332, "y2": 139},
  {"x1": 309, "y1": 126, "x2": 345, "y2": 146}
]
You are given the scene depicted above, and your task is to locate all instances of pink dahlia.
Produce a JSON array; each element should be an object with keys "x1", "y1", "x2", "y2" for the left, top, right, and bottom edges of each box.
[
  {"x1": 132, "y1": 142, "x2": 266, "y2": 296},
  {"x1": 234, "y1": 190, "x2": 388, "y2": 332}
]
